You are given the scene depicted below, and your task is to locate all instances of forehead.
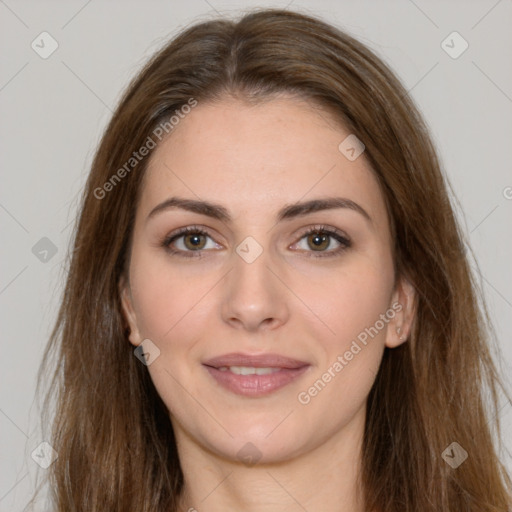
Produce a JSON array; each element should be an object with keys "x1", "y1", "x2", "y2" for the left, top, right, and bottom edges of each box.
[{"x1": 139, "y1": 95, "x2": 387, "y2": 227}]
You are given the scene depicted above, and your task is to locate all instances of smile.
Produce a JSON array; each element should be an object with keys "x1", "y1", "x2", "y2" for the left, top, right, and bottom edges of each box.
[{"x1": 202, "y1": 352, "x2": 311, "y2": 397}]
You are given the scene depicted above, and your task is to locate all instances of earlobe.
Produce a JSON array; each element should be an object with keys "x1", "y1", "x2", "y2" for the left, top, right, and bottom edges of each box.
[
  {"x1": 119, "y1": 276, "x2": 141, "y2": 347},
  {"x1": 385, "y1": 275, "x2": 416, "y2": 349}
]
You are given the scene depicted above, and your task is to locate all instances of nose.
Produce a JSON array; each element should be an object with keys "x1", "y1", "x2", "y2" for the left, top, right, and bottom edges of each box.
[{"x1": 220, "y1": 243, "x2": 290, "y2": 332}]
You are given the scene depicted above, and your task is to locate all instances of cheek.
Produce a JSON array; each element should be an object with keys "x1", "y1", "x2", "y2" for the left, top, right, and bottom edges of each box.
[
  {"x1": 129, "y1": 249, "x2": 217, "y2": 342},
  {"x1": 295, "y1": 266, "x2": 392, "y2": 430},
  {"x1": 293, "y1": 253, "x2": 394, "y2": 416},
  {"x1": 295, "y1": 253, "x2": 395, "y2": 351},
  {"x1": 129, "y1": 256, "x2": 213, "y2": 413}
]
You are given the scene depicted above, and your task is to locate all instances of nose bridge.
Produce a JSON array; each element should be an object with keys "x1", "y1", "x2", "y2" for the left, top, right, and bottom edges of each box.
[
  {"x1": 233, "y1": 239, "x2": 272, "y2": 290},
  {"x1": 220, "y1": 236, "x2": 289, "y2": 331}
]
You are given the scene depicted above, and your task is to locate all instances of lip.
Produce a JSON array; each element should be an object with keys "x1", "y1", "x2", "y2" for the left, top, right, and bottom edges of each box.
[
  {"x1": 203, "y1": 352, "x2": 309, "y2": 369},
  {"x1": 202, "y1": 352, "x2": 311, "y2": 397}
]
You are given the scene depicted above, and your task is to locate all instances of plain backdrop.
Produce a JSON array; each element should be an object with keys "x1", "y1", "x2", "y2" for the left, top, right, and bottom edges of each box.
[{"x1": 1, "y1": 0, "x2": 511, "y2": 510}]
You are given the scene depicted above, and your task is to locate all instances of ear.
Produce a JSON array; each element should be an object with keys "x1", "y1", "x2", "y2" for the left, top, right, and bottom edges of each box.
[
  {"x1": 385, "y1": 275, "x2": 416, "y2": 349},
  {"x1": 119, "y1": 274, "x2": 142, "y2": 347}
]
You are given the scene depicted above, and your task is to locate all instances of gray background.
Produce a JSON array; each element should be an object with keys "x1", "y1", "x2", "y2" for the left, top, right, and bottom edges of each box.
[{"x1": 1, "y1": 0, "x2": 511, "y2": 509}]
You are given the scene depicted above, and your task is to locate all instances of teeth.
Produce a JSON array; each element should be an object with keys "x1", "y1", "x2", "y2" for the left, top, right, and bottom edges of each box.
[{"x1": 218, "y1": 366, "x2": 281, "y2": 375}]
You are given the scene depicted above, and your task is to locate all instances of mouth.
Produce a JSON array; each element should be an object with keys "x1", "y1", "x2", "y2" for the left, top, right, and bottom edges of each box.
[{"x1": 202, "y1": 352, "x2": 311, "y2": 397}]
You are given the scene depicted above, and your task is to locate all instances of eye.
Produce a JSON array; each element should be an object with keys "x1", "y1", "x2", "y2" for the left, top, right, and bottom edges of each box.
[
  {"x1": 161, "y1": 224, "x2": 351, "y2": 259},
  {"x1": 291, "y1": 224, "x2": 351, "y2": 258},
  {"x1": 161, "y1": 226, "x2": 221, "y2": 258}
]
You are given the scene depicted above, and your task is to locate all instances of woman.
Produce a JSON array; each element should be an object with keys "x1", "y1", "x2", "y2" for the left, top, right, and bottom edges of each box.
[{"x1": 35, "y1": 7, "x2": 511, "y2": 511}]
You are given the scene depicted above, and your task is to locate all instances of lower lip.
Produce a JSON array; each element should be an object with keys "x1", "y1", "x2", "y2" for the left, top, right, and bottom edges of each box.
[{"x1": 203, "y1": 365, "x2": 310, "y2": 397}]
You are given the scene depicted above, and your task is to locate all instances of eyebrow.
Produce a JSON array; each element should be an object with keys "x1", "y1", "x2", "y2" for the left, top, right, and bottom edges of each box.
[{"x1": 146, "y1": 196, "x2": 371, "y2": 224}]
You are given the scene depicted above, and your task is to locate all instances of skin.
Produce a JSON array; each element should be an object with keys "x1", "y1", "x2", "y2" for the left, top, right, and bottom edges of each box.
[{"x1": 120, "y1": 94, "x2": 415, "y2": 512}]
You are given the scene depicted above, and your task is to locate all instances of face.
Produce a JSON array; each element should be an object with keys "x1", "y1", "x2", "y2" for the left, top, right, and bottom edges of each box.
[{"x1": 120, "y1": 95, "x2": 415, "y2": 464}]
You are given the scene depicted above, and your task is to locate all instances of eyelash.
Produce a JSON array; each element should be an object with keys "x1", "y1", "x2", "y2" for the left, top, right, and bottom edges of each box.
[{"x1": 161, "y1": 224, "x2": 351, "y2": 259}]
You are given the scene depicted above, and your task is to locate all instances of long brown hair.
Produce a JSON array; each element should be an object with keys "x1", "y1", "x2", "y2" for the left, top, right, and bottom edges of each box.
[{"x1": 33, "y1": 7, "x2": 511, "y2": 511}]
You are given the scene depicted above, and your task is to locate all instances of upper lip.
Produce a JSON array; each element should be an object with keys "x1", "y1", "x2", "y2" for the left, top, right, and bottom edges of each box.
[{"x1": 203, "y1": 352, "x2": 309, "y2": 369}]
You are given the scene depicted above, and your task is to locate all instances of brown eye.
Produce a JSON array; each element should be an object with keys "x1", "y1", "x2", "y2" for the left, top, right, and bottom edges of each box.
[
  {"x1": 307, "y1": 232, "x2": 330, "y2": 251},
  {"x1": 293, "y1": 225, "x2": 351, "y2": 258},
  {"x1": 162, "y1": 226, "x2": 222, "y2": 258},
  {"x1": 183, "y1": 233, "x2": 207, "y2": 250}
]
